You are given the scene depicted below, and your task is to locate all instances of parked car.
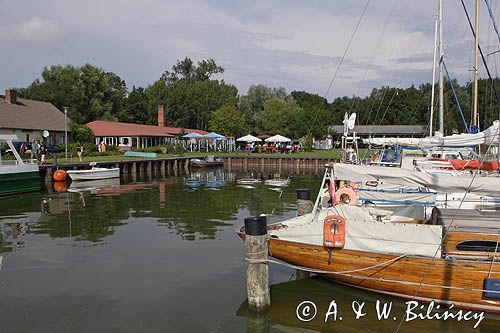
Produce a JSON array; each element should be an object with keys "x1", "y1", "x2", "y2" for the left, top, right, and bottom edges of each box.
[
  {"x1": 47, "y1": 145, "x2": 64, "y2": 153},
  {"x1": 2, "y1": 141, "x2": 29, "y2": 154}
]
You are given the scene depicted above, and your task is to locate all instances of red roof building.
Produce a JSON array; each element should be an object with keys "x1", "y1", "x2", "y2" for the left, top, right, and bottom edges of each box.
[{"x1": 86, "y1": 105, "x2": 208, "y2": 149}]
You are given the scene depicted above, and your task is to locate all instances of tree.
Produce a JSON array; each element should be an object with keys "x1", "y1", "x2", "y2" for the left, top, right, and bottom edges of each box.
[
  {"x1": 147, "y1": 58, "x2": 237, "y2": 130},
  {"x1": 18, "y1": 64, "x2": 127, "y2": 124},
  {"x1": 120, "y1": 86, "x2": 150, "y2": 124},
  {"x1": 209, "y1": 105, "x2": 249, "y2": 137},
  {"x1": 239, "y1": 84, "x2": 288, "y2": 129},
  {"x1": 291, "y1": 90, "x2": 332, "y2": 139},
  {"x1": 160, "y1": 57, "x2": 224, "y2": 83},
  {"x1": 256, "y1": 97, "x2": 301, "y2": 138},
  {"x1": 70, "y1": 123, "x2": 94, "y2": 143}
]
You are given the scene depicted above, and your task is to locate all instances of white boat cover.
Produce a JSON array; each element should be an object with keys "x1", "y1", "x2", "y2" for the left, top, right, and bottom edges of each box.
[
  {"x1": 363, "y1": 120, "x2": 500, "y2": 147},
  {"x1": 334, "y1": 163, "x2": 500, "y2": 196},
  {"x1": 270, "y1": 205, "x2": 442, "y2": 258},
  {"x1": 358, "y1": 188, "x2": 436, "y2": 206}
]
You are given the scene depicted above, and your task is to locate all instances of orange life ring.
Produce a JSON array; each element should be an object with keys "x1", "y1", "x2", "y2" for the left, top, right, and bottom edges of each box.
[
  {"x1": 323, "y1": 215, "x2": 346, "y2": 249},
  {"x1": 333, "y1": 187, "x2": 358, "y2": 205}
]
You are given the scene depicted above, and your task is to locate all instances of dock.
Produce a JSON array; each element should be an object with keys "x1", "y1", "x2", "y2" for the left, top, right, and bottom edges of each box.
[{"x1": 39, "y1": 156, "x2": 195, "y2": 182}]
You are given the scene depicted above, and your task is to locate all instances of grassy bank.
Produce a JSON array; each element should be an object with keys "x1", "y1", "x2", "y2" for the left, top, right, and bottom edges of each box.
[{"x1": 39, "y1": 149, "x2": 350, "y2": 165}]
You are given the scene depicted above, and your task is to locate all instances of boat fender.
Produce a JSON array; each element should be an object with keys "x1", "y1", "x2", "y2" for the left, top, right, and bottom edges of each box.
[
  {"x1": 323, "y1": 215, "x2": 346, "y2": 250},
  {"x1": 484, "y1": 278, "x2": 500, "y2": 299},
  {"x1": 53, "y1": 169, "x2": 67, "y2": 181},
  {"x1": 333, "y1": 187, "x2": 358, "y2": 205}
]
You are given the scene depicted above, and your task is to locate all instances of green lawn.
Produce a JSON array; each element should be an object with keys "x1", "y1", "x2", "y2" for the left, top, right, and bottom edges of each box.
[{"x1": 38, "y1": 149, "x2": 372, "y2": 165}]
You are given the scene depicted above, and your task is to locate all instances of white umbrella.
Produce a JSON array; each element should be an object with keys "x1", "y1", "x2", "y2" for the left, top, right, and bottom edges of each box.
[
  {"x1": 265, "y1": 134, "x2": 291, "y2": 143},
  {"x1": 237, "y1": 134, "x2": 262, "y2": 142}
]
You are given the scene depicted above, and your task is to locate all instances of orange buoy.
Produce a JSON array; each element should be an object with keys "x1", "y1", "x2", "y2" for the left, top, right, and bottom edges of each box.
[
  {"x1": 53, "y1": 181, "x2": 68, "y2": 192},
  {"x1": 53, "y1": 169, "x2": 67, "y2": 181}
]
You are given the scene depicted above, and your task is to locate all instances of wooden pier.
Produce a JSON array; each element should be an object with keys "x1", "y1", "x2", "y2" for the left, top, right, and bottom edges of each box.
[
  {"x1": 39, "y1": 155, "x2": 338, "y2": 182},
  {"x1": 223, "y1": 156, "x2": 337, "y2": 174},
  {"x1": 39, "y1": 156, "x2": 194, "y2": 182}
]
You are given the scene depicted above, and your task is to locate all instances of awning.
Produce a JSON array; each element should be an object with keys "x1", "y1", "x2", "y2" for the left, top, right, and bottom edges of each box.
[
  {"x1": 237, "y1": 134, "x2": 261, "y2": 142},
  {"x1": 265, "y1": 134, "x2": 291, "y2": 143}
]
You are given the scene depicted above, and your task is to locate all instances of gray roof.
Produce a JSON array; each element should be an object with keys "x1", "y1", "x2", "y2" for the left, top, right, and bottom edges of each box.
[
  {"x1": 330, "y1": 125, "x2": 426, "y2": 135},
  {"x1": 0, "y1": 96, "x2": 69, "y2": 132}
]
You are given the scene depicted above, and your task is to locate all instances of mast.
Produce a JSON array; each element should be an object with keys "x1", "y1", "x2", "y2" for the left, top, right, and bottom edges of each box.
[
  {"x1": 430, "y1": 16, "x2": 438, "y2": 136},
  {"x1": 473, "y1": 0, "x2": 480, "y2": 132},
  {"x1": 438, "y1": 0, "x2": 444, "y2": 135}
]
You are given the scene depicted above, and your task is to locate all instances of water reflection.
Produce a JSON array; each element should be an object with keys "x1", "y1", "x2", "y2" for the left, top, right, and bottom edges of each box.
[
  {"x1": 237, "y1": 277, "x2": 500, "y2": 333},
  {"x1": 0, "y1": 169, "x2": 321, "y2": 249}
]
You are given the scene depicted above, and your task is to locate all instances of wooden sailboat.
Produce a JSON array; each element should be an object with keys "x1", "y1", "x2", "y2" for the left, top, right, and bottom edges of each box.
[{"x1": 237, "y1": 165, "x2": 500, "y2": 313}]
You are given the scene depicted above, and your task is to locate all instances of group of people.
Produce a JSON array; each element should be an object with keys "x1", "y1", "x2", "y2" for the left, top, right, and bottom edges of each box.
[{"x1": 19, "y1": 140, "x2": 49, "y2": 164}]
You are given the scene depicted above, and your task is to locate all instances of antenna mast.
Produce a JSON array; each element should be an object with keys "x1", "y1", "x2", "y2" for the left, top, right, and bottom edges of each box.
[{"x1": 473, "y1": 0, "x2": 480, "y2": 132}]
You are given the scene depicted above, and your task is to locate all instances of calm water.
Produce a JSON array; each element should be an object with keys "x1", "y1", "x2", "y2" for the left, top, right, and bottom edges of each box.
[{"x1": 0, "y1": 169, "x2": 498, "y2": 332}]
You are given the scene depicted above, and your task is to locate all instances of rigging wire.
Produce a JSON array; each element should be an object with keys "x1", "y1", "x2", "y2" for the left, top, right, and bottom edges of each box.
[
  {"x1": 460, "y1": 0, "x2": 500, "y2": 110},
  {"x1": 306, "y1": 0, "x2": 371, "y2": 137},
  {"x1": 349, "y1": 0, "x2": 400, "y2": 118},
  {"x1": 376, "y1": 25, "x2": 433, "y2": 125},
  {"x1": 362, "y1": 0, "x2": 413, "y2": 125},
  {"x1": 393, "y1": 124, "x2": 500, "y2": 333}
]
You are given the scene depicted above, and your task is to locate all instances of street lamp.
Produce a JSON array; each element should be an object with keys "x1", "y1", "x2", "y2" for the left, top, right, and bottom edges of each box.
[{"x1": 63, "y1": 106, "x2": 68, "y2": 162}]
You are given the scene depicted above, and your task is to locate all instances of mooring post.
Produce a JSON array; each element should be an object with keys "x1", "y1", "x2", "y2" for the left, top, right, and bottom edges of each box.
[
  {"x1": 296, "y1": 189, "x2": 313, "y2": 279},
  {"x1": 244, "y1": 215, "x2": 270, "y2": 312}
]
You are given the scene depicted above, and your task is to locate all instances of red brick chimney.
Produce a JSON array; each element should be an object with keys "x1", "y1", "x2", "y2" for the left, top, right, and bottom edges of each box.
[
  {"x1": 157, "y1": 105, "x2": 170, "y2": 127},
  {"x1": 158, "y1": 105, "x2": 165, "y2": 127},
  {"x1": 5, "y1": 89, "x2": 17, "y2": 104}
]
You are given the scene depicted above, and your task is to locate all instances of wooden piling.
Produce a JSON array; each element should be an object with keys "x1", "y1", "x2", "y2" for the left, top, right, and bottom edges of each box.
[
  {"x1": 296, "y1": 189, "x2": 313, "y2": 279},
  {"x1": 44, "y1": 167, "x2": 53, "y2": 183},
  {"x1": 244, "y1": 215, "x2": 270, "y2": 311},
  {"x1": 297, "y1": 188, "x2": 313, "y2": 216},
  {"x1": 161, "y1": 160, "x2": 166, "y2": 178}
]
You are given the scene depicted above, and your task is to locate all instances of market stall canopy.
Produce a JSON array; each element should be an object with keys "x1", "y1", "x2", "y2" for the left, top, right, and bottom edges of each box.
[
  {"x1": 182, "y1": 132, "x2": 202, "y2": 139},
  {"x1": 237, "y1": 134, "x2": 262, "y2": 142},
  {"x1": 203, "y1": 132, "x2": 225, "y2": 140},
  {"x1": 265, "y1": 134, "x2": 291, "y2": 143}
]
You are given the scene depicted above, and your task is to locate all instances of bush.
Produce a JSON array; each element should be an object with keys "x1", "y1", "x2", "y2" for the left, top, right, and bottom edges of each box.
[
  {"x1": 70, "y1": 124, "x2": 94, "y2": 143},
  {"x1": 300, "y1": 134, "x2": 314, "y2": 152},
  {"x1": 137, "y1": 144, "x2": 186, "y2": 155},
  {"x1": 55, "y1": 143, "x2": 120, "y2": 158}
]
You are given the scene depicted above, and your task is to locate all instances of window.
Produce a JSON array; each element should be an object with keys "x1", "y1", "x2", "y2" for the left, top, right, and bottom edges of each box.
[{"x1": 456, "y1": 241, "x2": 500, "y2": 252}]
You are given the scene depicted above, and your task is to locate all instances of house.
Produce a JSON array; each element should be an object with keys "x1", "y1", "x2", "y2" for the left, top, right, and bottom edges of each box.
[
  {"x1": 0, "y1": 89, "x2": 70, "y2": 144},
  {"x1": 86, "y1": 105, "x2": 208, "y2": 149}
]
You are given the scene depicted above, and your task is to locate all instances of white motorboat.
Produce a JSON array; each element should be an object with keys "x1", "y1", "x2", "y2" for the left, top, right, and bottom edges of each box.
[{"x1": 66, "y1": 163, "x2": 120, "y2": 181}]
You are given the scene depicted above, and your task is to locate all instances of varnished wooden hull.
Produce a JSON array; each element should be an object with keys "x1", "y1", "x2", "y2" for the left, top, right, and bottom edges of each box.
[{"x1": 238, "y1": 230, "x2": 500, "y2": 313}]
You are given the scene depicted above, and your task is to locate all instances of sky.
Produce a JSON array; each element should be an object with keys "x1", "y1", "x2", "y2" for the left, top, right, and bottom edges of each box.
[{"x1": 1, "y1": 0, "x2": 500, "y2": 100}]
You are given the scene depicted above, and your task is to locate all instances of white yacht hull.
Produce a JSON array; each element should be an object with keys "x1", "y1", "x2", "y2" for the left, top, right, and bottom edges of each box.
[{"x1": 67, "y1": 167, "x2": 120, "y2": 181}]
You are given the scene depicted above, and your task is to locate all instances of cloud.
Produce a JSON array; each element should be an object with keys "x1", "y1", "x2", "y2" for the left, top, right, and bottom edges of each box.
[
  {"x1": 0, "y1": 17, "x2": 61, "y2": 43},
  {"x1": 0, "y1": 0, "x2": 497, "y2": 100}
]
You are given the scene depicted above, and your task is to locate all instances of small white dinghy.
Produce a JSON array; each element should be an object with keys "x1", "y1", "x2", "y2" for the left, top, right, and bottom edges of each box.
[{"x1": 66, "y1": 162, "x2": 120, "y2": 181}]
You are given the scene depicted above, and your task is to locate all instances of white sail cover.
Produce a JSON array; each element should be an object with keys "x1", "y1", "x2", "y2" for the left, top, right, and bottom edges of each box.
[
  {"x1": 334, "y1": 163, "x2": 500, "y2": 196},
  {"x1": 363, "y1": 120, "x2": 500, "y2": 147},
  {"x1": 270, "y1": 206, "x2": 442, "y2": 258}
]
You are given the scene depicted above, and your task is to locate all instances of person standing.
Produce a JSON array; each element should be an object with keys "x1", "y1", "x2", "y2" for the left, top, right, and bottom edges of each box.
[
  {"x1": 101, "y1": 140, "x2": 106, "y2": 153},
  {"x1": 39, "y1": 142, "x2": 47, "y2": 164},
  {"x1": 77, "y1": 142, "x2": 84, "y2": 162},
  {"x1": 31, "y1": 140, "x2": 39, "y2": 160}
]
